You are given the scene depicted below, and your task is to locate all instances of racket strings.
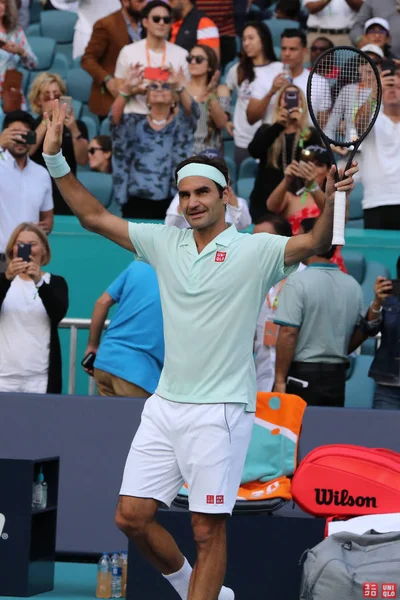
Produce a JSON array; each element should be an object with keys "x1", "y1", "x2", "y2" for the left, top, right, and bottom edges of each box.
[{"x1": 310, "y1": 49, "x2": 379, "y2": 145}]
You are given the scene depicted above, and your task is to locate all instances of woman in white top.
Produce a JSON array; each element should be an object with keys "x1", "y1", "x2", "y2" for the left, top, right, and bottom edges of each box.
[
  {"x1": 224, "y1": 21, "x2": 283, "y2": 168},
  {"x1": 0, "y1": 223, "x2": 68, "y2": 394}
]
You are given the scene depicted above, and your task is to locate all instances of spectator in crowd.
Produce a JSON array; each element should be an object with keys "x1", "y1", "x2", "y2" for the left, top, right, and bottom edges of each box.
[
  {"x1": 275, "y1": 0, "x2": 302, "y2": 20},
  {"x1": 368, "y1": 263, "x2": 400, "y2": 409},
  {"x1": 360, "y1": 18, "x2": 394, "y2": 58},
  {"x1": 351, "y1": 1, "x2": 400, "y2": 58},
  {"x1": 0, "y1": 222, "x2": 68, "y2": 394},
  {"x1": 72, "y1": 0, "x2": 121, "y2": 59},
  {"x1": 169, "y1": 0, "x2": 220, "y2": 62},
  {"x1": 165, "y1": 148, "x2": 251, "y2": 229},
  {"x1": 16, "y1": 0, "x2": 30, "y2": 30},
  {"x1": 304, "y1": 0, "x2": 362, "y2": 48},
  {"x1": 273, "y1": 217, "x2": 379, "y2": 407},
  {"x1": 196, "y1": 0, "x2": 236, "y2": 67},
  {"x1": 81, "y1": 0, "x2": 145, "y2": 119},
  {"x1": 248, "y1": 84, "x2": 321, "y2": 221},
  {"x1": 224, "y1": 21, "x2": 283, "y2": 167},
  {"x1": 84, "y1": 261, "x2": 164, "y2": 398},
  {"x1": 253, "y1": 214, "x2": 296, "y2": 392},
  {"x1": 114, "y1": 1, "x2": 189, "y2": 118},
  {"x1": 28, "y1": 72, "x2": 88, "y2": 215},
  {"x1": 247, "y1": 29, "x2": 331, "y2": 126},
  {"x1": 355, "y1": 65, "x2": 400, "y2": 230},
  {"x1": 111, "y1": 65, "x2": 198, "y2": 219},
  {"x1": 309, "y1": 36, "x2": 335, "y2": 69},
  {"x1": 88, "y1": 135, "x2": 112, "y2": 173},
  {"x1": 0, "y1": 0, "x2": 37, "y2": 109},
  {"x1": 0, "y1": 110, "x2": 53, "y2": 272},
  {"x1": 185, "y1": 45, "x2": 229, "y2": 154}
]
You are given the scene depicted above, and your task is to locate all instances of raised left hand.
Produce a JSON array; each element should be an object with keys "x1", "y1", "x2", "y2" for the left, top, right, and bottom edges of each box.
[
  {"x1": 43, "y1": 100, "x2": 66, "y2": 155},
  {"x1": 325, "y1": 161, "x2": 358, "y2": 203},
  {"x1": 26, "y1": 259, "x2": 42, "y2": 285}
]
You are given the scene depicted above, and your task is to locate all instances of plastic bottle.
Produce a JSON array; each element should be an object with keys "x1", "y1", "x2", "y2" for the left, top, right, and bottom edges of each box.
[
  {"x1": 111, "y1": 552, "x2": 122, "y2": 598},
  {"x1": 283, "y1": 64, "x2": 293, "y2": 83},
  {"x1": 120, "y1": 551, "x2": 128, "y2": 597},
  {"x1": 96, "y1": 553, "x2": 112, "y2": 599},
  {"x1": 33, "y1": 467, "x2": 47, "y2": 509}
]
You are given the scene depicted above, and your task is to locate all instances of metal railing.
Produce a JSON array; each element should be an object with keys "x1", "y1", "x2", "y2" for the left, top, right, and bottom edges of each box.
[{"x1": 59, "y1": 318, "x2": 109, "y2": 395}]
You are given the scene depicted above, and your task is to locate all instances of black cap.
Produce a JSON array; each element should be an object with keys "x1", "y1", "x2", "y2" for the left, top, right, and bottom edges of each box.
[{"x1": 2, "y1": 110, "x2": 35, "y2": 131}]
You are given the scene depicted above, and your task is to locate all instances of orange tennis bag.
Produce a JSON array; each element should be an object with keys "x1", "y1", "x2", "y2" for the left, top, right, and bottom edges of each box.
[{"x1": 291, "y1": 444, "x2": 400, "y2": 517}]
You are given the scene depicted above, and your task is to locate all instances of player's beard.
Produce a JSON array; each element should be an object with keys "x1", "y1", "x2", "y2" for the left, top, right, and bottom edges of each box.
[{"x1": 126, "y1": 6, "x2": 143, "y2": 21}]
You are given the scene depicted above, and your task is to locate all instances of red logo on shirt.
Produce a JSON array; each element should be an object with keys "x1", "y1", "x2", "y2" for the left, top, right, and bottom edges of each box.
[
  {"x1": 382, "y1": 583, "x2": 397, "y2": 598},
  {"x1": 215, "y1": 251, "x2": 226, "y2": 263},
  {"x1": 363, "y1": 583, "x2": 378, "y2": 597},
  {"x1": 216, "y1": 495, "x2": 224, "y2": 504},
  {"x1": 206, "y1": 495, "x2": 215, "y2": 504}
]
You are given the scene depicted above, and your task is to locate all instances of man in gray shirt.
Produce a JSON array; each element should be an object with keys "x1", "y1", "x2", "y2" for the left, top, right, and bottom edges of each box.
[
  {"x1": 273, "y1": 218, "x2": 380, "y2": 407},
  {"x1": 351, "y1": 0, "x2": 400, "y2": 57}
]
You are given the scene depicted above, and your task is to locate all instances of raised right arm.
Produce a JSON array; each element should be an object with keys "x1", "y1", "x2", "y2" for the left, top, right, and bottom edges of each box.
[{"x1": 43, "y1": 101, "x2": 134, "y2": 253}]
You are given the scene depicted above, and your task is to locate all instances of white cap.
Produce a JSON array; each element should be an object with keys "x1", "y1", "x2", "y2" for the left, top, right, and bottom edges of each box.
[
  {"x1": 364, "y1": 17, "x2": 390, "y2": 33},
  {"x1": 360, "y1": 44, "x2": 384, "y2": 58}
]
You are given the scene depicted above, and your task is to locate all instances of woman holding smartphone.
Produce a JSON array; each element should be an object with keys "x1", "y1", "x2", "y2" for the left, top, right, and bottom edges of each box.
[
  {"x1": 248, "y1": 84, "x2": 320, "y2": 221},
  {"x1": 0, "y1": 222, "x2": 69, "y2": 394},
  {"x1": 28, "y1": 72, "x2": 89, "y2": 215}
]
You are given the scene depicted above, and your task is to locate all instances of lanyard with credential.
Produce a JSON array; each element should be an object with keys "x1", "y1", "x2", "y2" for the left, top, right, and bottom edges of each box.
[
  {"x1": 145, "y1": 40, "x2": 166, "y2": 67},
  {"x1": 266, "y1": 279, "x2": 286, "y2": 311}
]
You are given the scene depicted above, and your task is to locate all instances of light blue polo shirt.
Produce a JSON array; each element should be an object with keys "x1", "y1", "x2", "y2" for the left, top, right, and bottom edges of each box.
[
  {"x1": 128, "y1": 222, "x2": 296, "y2": 412},
  {"x1": 274, "y1": 263, "x2": 364, "y2": 363},
  {"x1": 94, "y1": 261, "x2": 164, "y2": 394}
]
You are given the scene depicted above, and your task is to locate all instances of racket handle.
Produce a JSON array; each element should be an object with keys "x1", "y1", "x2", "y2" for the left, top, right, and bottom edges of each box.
[{"x1": 332, "y1": 190, "x2": 346, "y2": 246}]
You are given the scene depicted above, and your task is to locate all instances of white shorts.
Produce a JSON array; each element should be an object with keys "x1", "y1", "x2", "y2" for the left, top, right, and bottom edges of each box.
[{"x1": 120, "y1": 393, "x2": 254, "y2": 514}]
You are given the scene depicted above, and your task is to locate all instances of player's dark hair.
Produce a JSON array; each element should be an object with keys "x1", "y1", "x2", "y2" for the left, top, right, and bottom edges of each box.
[
  {"x1": 143, "y1": 0, "x2": 172, "y2": 20},
  {"x1": 175, "y1": 155, "x2": 230, "y2": 198},
  {"x1": 253, "y1": 213, "x2": 293, "y2": 237},
  {"x1": 238, "y1": 22, "x2": 277, "y2": 85},
  {"x1": 281, "y1": 28, "x2": 307, "y2": 48},
  {"x1": 301, "y1": 218, "x2": 337, "y2": 259}
]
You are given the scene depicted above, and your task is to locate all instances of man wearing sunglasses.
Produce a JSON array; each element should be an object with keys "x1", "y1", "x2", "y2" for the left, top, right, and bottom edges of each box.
[
  {"x1": 169, "y1": 0, "x2": 220, "y2": 63},
  {"x1": 114, "y1": 0, "x2": 190, "y2": 117}
]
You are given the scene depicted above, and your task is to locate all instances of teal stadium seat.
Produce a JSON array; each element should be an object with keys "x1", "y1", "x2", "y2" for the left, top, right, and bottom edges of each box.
[
  {"x1": 345, "y1": 355, "x2": 375, "y2": 409},
  {"x1": 223, "y1": 138, "x2": 235, "y2": 161},
  {"x1": 26, "y1": 23, "x2": 40, "y2": 36},
  {"x1": 239, "y1": 157, "x2": 258, "y2": 180},
  {"x1": 81, "y1": 115, "x2": 98, "y2": 141},
  {"x1": 236, "y1": 178, "x2": 254, "y2": 203},
  {"x1": 66, "y1": 68, "x2": 99, "y2": 129},
  {"x1": 29, "y1": 0, "x2": 42, "y2": 24},
  {"x1": 348, "y1": 181, "x2": 364, "y2": 228},
  {"x1": 27, "y1": 36, "x2": 56, "y2": 71},
  {"x1": 72, "y1": 98, "x2": 83, "y2": 119},
  {"x1": 263, "y1": 19, "x2": 300, "y2": 48},
  {"x1": 100, "y1": 118, "x2": 111, "y2": 137},
  {"x1": 342, "y1": 251, "x2": 391, "y2": 308},
  {"x1": 40, "y1": 10, "x2": 78, "y2": 66},
  {"x1": 274, "y1": 45, "x2": 281, "y2": 60},
  {"x1": 77, "y1": 172, "x2": 121, "y2": 216}
]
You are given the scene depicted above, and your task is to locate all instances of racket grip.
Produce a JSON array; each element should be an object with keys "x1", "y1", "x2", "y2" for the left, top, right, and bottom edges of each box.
[{"x1": 332, "y1": 191, "x2": 346, "y2": 246}]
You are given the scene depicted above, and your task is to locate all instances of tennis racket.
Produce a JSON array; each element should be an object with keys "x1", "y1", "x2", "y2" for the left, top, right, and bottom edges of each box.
[{"x1": 307, "y1": 46, "x2": 382, "y2": 245}]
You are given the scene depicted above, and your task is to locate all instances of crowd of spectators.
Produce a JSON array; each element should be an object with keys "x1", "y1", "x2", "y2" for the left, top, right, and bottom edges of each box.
[{"x1": 0, "y1": 0, "x2": 399, "y2": 408}]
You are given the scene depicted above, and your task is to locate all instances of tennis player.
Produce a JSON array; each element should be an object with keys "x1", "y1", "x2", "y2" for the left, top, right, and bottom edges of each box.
[{"x1": 42, "y1": 100, "x2": 357, "y2": 600}]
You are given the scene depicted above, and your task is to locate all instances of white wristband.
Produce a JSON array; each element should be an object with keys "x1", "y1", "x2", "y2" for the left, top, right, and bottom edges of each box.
[{"x1": 42, "y1": 150, "x2": 71, "y2": 179}]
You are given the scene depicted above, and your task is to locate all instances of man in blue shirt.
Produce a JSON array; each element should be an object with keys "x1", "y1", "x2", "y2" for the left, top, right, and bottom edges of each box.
[{"x1": 84, "y1": 261, "x2": 164, "y2": 397}]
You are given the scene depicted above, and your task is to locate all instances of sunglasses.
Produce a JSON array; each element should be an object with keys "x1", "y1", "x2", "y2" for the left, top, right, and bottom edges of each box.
[
  {"x1": 148, "y1": 82, "x2": 172, "y2": 91},
  {"x1": 150, "y1": 15, "x2": 171, "y2": 24},
  {"x1": 186, "y1": 55, "x2": 207, "y2": 64},
  {"x1": 367, "y1": 27, "x2": 388, "y2": 34},
  {"x1": 88, "y1": 147, "x2": 105, "y2": 155},
  {"x1": 42, "y1": 92, "x2": 61, "y2": 101}
]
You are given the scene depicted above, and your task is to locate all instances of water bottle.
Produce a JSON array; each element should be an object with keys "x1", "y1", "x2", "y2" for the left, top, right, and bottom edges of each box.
[
  {"x1": 120, "y1": 551, "x2": 128, "y2": 597},
  {"x1": 283, "y1": 64, "x2": 293, "y2": 83},
  {"x1": 96, "y1": 553, "x2": 111, "y2": 599},
  {"x1": 111, "y1": 552, "x2": 122, "y2": 598}
]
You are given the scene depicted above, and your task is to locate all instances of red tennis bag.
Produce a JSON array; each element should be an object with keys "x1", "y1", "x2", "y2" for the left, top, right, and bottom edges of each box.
[{"x1": 291, "y1": 444, "x2": 400, "y2": 517}]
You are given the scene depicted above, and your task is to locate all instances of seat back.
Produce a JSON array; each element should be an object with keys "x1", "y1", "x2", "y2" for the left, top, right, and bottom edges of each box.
[
  {"x1": 224, "y1": 156, "x2": 237, "y2": 185},
  {"x1": 345, "y1": 355, "x2": 375, "y2": 408},
  {"x1": 27, "y1": 36, "x2": 56, "y2": 71},
  {"x1": 349, "y1": 181, "x2": 364, "y2": 220},
  {"x1": 239, "y1": 157, "x2": 258, "y2": 180},
  {"x1": 66, "y1": 68, "x2": 93, "y2": 104},
  {"x1": 236, "y1": 178, "x2": 255, "y2": 202},
  {"x1": 263, "y1": 18, "x2": 300, "y2": 47},
  {"x1": 77, "y1": 172, "x2": 113, "y2": 209},
  {"x1": 40, "y1": 10, "x2": 78, "y2": 65}
]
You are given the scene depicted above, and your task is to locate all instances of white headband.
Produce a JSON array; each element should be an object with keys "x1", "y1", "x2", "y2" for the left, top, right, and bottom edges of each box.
[{"x1": 176, "y1": 163, "x2": 228, "y2": 188}]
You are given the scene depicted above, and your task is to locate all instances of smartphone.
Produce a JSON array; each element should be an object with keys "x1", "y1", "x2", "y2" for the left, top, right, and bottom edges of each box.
[
  {"x1": 285, "y1": 89, "x2": 299, "y2": 110},
  {"x1": 21, "y1": 131, "x2": 36, "y2": 145},
  {"x1": 390, "y1": 279, "x2": 400, "y2": 296},
  {"x1": 81, "y1": 352, "x2": 96, "y2": 371},
  {"x1": 143, "y1": 67, "x2": 169, "y2": 82},
  {"x1": 300, "y1": 148, "x2": 317, "y2": 163},
  {"x1": 382, "y1": 58, "x2": 396, "y2": 76},
  {"x1": 60, "y1": 95, "x2": 73, "y2": 114},
  {"x1": 287, "y1": 376, "x2": 309, "y2": 389},
  {"x1": 17, "y1": 243, "x2": 31, "y2": 262}
]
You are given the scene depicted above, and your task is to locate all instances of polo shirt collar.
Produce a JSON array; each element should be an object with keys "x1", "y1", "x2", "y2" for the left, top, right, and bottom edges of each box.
[
  {"x1": 307, "y1": 262, "x2": 338, "y2": 269},
  {"x1": 4, "y1": 150, "x2": 30, "y2": 171},
  {"x1": 179, "y1": 224, "x2": 239, "y2": 257}
]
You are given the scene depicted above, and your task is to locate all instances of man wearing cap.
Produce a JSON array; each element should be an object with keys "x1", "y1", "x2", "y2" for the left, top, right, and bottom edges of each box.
[
  {"x1": 40, "y1": 99, "x2": 357, "y2": 600},
  {"x1": 303, "y1": 0, "x2": 363, "y2": 49},
  {"x1": 351, "y1": 2, "x2": 400, "y2": 58},
  {"x1": 361, "y1": 18, "x2": 394, "y2": 57}
]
